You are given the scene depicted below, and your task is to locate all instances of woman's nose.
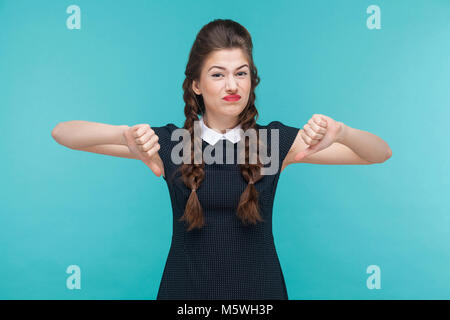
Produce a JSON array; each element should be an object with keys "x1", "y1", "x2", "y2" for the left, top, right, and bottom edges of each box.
[{"x1": 225, "y1": 77, "x2": 238, "y2": 91}]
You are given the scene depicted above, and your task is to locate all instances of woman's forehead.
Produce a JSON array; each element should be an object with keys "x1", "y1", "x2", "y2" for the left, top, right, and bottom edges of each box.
[{"x1": 204, "y1": 49, "x2": 248, "y2": 69}]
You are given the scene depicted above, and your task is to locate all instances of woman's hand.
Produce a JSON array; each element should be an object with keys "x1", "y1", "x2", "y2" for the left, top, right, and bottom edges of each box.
[
  {"x1": 123, "y1": 124, "x2": 163, "y2": 177},
  {"x1": 294, "y1": 114, "x2": 345, "y2": 162}
]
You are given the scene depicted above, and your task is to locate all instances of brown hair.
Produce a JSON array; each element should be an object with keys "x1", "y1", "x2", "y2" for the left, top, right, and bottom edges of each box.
[{"x1": 177, "y1": 19, "x2": 265, "y2": 231}]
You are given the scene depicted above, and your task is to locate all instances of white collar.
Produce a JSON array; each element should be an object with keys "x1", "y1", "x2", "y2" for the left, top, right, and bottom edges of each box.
[{"x1": 199, "y1": 117, "x2": 242, "y2": 145}]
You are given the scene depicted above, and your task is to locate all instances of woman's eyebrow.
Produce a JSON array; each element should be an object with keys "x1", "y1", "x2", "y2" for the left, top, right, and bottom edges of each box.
[{"x1": 208, "y1": 64, "x2": 249, "y2": 72}]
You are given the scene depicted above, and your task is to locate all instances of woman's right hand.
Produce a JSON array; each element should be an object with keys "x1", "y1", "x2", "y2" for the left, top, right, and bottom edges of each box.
[{"x1": 123, "y1": 124, "x2": 163, "y2": 177}]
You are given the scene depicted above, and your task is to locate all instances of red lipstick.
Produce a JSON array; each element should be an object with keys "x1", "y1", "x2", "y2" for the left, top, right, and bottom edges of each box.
[{"x1": 223, "y1": 94, "x2": 241, "y2": 101}]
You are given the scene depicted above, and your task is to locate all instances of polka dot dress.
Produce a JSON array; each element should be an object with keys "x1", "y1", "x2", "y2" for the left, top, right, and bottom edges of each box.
[{"x1": 152, "y1": 121, "x2": 300, "y2": 300}]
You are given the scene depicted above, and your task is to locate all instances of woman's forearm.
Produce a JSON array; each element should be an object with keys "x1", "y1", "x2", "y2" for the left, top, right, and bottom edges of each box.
[
  {"x1": 51, "y1": 120, "x2": 129, "y2": 149},
  {"x1": 337, "y1": 123, "x2": 392, "y2": 163}
]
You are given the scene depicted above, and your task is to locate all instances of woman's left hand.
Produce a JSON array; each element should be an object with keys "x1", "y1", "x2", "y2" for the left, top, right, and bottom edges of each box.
[{"x1": 294, "y1": 114, "x2": 345, "y2": 162}]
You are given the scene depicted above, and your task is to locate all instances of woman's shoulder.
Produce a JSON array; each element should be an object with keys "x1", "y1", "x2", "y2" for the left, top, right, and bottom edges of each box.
[
  {"x1": 256, "y1": 120, "x2": 298, "y2": 130},
  {"x1": 256, "y1": 120, "x2": 300, "y2": 148},
  {"x1": 150, "y1": 123, "x2": 182, "y2": 146},
  {"x1": 153, "y1": 122, "x2": 180, "y2": 130},
  {"x1": 151, "y1": 123, "x2": 180, "y2": 134}
]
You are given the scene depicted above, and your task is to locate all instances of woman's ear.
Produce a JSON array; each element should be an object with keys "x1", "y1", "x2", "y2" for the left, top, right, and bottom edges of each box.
[{"x1": 192, "y1": 80, "x2": 201, "y2": 95}]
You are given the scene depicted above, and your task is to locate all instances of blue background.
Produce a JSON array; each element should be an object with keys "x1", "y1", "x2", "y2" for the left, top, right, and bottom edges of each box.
[{"x1": 1, "y1": 0, "x2": 449, "y2": 299}]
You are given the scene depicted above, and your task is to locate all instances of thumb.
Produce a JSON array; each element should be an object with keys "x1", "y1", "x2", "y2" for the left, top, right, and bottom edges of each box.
[
  {"x1": 294, "y1": 143, "x2": 321, "y2": 162},
  {"x1": 142, "y1": 158, "x2": 162, "y2": 177}
]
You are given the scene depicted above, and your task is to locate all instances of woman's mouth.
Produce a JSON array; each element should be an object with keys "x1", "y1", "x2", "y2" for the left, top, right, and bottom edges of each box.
[{"x1": 223, "y1": 95, "x2": 241, "y2": 101}]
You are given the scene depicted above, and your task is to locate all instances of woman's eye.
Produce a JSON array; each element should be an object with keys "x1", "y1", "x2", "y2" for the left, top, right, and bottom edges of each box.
[{"x1": 212, "y1": 72, "x2": 248, "y2": 78}]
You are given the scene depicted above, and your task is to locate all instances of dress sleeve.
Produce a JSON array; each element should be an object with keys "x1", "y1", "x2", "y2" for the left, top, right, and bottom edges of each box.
[
  {"x1": 151, "y1": 123, "x2": 178, "y2": 181},
  {"x1": 268, "y1": 121, "x2": 300, "y2": 174}
]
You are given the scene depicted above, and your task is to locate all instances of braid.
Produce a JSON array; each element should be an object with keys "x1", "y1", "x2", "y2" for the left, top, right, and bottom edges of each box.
[
  {"x1": 177, "y1": 92, "x2": 205, "y2": 231},
  {"x1": 236, "y1": 108, "x2": 265, "y2": 226}
]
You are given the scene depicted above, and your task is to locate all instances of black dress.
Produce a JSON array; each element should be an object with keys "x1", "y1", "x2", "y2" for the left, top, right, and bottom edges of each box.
[{"x1": 152, "y1": 121, "x2": 300, "y2": 300}]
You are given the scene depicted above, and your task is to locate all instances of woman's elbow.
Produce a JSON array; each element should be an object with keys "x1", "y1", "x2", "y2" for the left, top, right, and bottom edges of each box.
[
  {"x1": 51, "y1": 123, "x2": 68, "y2": 147},
  {"x1": 383, "y1": 148, "x2": 392, "y2": 162},
  {"x1": 51, "y1": 124, "x2": 60, "y2": 142}
]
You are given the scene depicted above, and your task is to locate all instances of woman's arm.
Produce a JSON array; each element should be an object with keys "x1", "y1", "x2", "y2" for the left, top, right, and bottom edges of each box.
[
  {"x1": 334, "y1": 123, "x2": 392, "y2": 163},
  {"x1": 73, "y1": 144, "x2": 138, "y2": 159},
  {"x1": 51, "y1": 120, "x2": 129, "y2": 149},
  {"x1": 51, "y1": 121, "x2": 164, "y2": 177},
  {"x1": 285, "y1": 114, "x2": 392, "y2": 166}
]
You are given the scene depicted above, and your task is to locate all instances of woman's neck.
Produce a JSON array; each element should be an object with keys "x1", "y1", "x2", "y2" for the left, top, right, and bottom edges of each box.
[{"x1": 203, "y1": 115, "x2": 239, "y2": 134}]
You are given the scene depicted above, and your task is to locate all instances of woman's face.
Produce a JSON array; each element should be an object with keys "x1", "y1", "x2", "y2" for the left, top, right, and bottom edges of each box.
[{"x1": 192, "y1": 48, "x2": 251, "y2": 126}]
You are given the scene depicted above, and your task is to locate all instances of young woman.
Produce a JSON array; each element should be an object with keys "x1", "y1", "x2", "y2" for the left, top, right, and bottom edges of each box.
[{"x1": 51, "y1": 19, "x2": 392, "y2": 300}]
